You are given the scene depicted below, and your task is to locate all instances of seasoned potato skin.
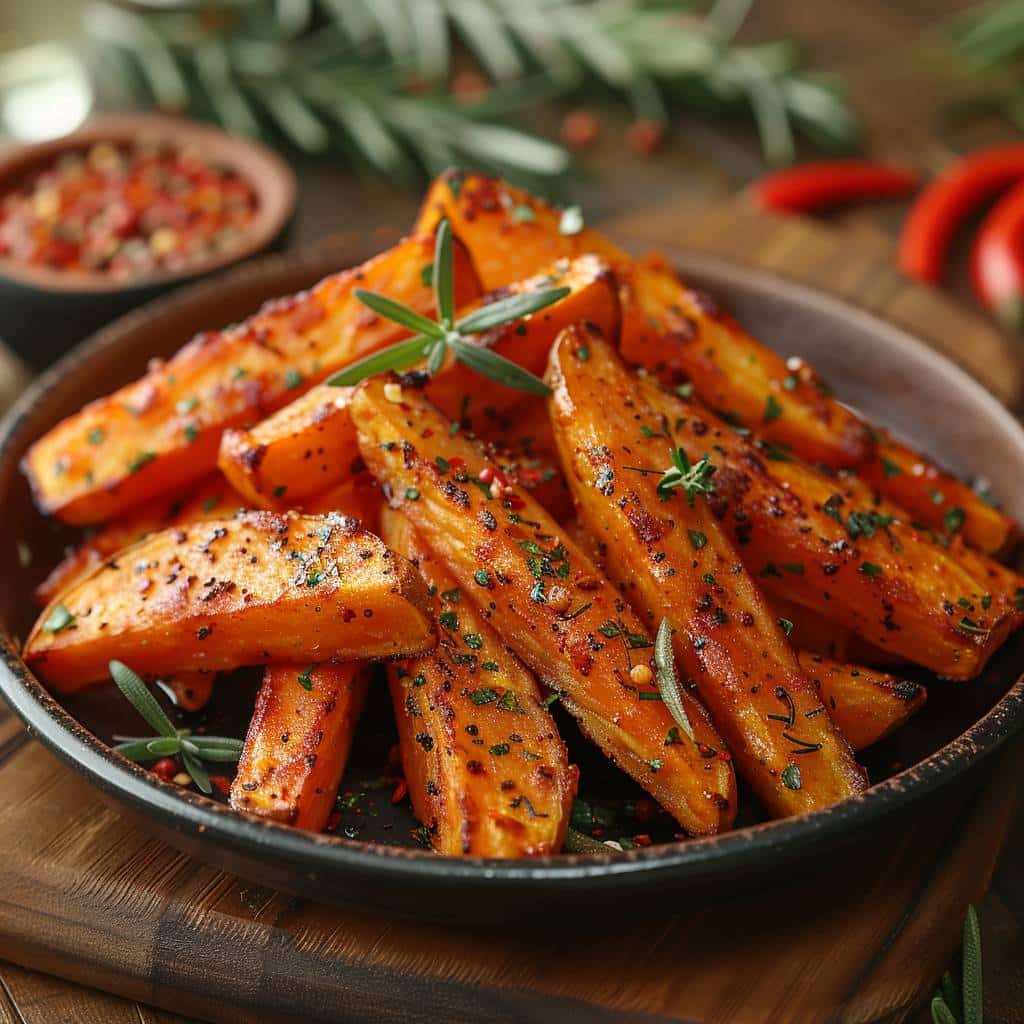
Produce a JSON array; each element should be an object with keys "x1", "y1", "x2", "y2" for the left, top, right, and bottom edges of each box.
[
  {"x1": 857, "y1": 431, "x2": 1016, "y2": 555},
  {"x1": 352, "y1": 377, "x2": 736, "y2": 836},
  {"x1": 796, "y1": 652, "x2": 926, "y2": 751},
  {"x1": 633, "y1": 377, "x2": 1013, "y2": 680},
  {"x1": 23, "y1": 234, "x2": 480, "y2": 525},
  {"x1": 547, "y1": 329, "x2": 867, "y2": 817},
  {"x1": 231, "y1": 662, "x2": 368, "y2": 831},
  {"x1": 25, "y1": 511, "x2": 435, "y2": 691},
  {"x1": 218, "y1": 386, "x2": 359, "y2": 510},
  {"x1": 302, "y1": 472, "x2": 383, "y2": 531},
  {"x1": 34, "y1": 474, "x2": 248, "y2": 607},
  {"x1": 416, "y1": 171, "x2": 627, "y2": 290},
  {"x1": 382, "y1": 507, "x2": 576, "y2": 856}
]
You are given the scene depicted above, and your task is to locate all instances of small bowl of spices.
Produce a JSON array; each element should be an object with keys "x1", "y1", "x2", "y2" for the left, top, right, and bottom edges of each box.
[{"x1": 0, "y1": 114, "x2": 295, "y2": 367}]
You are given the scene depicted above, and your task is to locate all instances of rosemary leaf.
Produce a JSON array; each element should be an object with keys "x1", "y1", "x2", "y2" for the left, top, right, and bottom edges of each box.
[
  {"x1": 114, "y1": 739, "x2": 170, "y2": 762},
  {"x1": 449, "y1": 338, "x2": 552, "y2": 396},
  {"x1": 355, "y1": 289, "x2": 445, "y2": 339},
  {"x1": 433, "y1": 217, "x2": 455, "y2": 325},
  {"x1": 327, "y1": 333, "x2": 432, "y2": 386},
  {"x1": 181, "y1": 746, "x2": 212, "y2": 794},
  {"x1": 456, "y1": 287, "x2": 570, "y2": 334},
  {"x1": 109, "y1": 660, "x2": 178, "y2": 739},
  {"x1": 146, "y1": 737, "x2": 184, "y2": 757},
  {"x1": 962, "y1": 905, "x2": 982, "y2": 1024},
  {"x1": 654, "y1": 618, "x2": 695, "y2": 741},
  {"x1": 564, "y1": 827, "x2": 618, "y2": 854}
]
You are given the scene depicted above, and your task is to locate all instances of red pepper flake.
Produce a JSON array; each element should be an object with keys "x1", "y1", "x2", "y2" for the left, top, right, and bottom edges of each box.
[
  {"x1": 633, "y1": 833, "x2": 652, "y2": 847},
  {"x1": 152, "y1": 757, "x2": 177, "y2": 782},
  {"x1": 210, "y1": 775, "x2": 231, "y2": 794},
  {"x1": 390, "y1": 778, "x2": 408, "y2": 805}
]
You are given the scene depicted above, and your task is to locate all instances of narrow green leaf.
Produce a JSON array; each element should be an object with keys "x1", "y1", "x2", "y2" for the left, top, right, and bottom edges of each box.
[
  {"x1": 450, "y1": 338, "x2": 552, "y2": 396},
  {"x1": 113, "y1": 739, "x2": 167, "y2": 762},
  {"x1": 962, "y1": 905, "x2": 982, "y2": 1024},
  {"x1": 564, "y1": 828, "x2": 617, "y2": 854},
  {"x1": 931, "y1": 995, "x2": 959, "y2": 1024},
  {"x1": 327, "y1": 334, "x2": 431, "y2": 386},
  {"x1": 355, "y1": 289, "x2": 443, "y2": 339},
  {"x1": 181, "y1": 747, "x2": 212, "y2": 794},
  {"x1": 654, "y1": 618, "x2": 695, "y2": 740},
  {"x1": 109, "y1": 660, "x2": 177, "y2": 739},
  {"x1": 433, "y1": 218, "x2": 454, "y2": 326},
  {"x1": 427, "y1": 339, "x2": 447, "y2": 376},
  {"x1": 456, "y1": 287, "x2": 570, "y2": 334},
  {"x1": 146, "y1": 737, "x2": 183, "y2": 757}
]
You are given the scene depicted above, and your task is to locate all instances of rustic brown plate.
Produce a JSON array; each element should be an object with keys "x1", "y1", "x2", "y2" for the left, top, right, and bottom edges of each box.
[{"x1": 1, "y1": 238, "x2": 1022, "y2": 922}]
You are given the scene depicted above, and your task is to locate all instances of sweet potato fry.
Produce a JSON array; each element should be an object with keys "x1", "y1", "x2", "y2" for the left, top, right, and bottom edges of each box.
[
  {"x1": 218, "y1": 386, "x2": 359, "y2": 510},
  {"x1": 25, "y1": 511, "x2": 435, "y2": 691},
  {"x1": 230, "y1": 662, "x2": 368, "y2": 831},
  {"x1": 632, "y1": 376, "x2": 1012, "y2": 679},
  {"x1": 858, "y1": 431, "x2": 1016, "y2": 555},
  {"x1": 547, "y1": 328, "x2": 866, "y2": 816},
  {"x1": 381, "y1": 507, "x2": 576, "y2": 856},
  {"x1": 618, "y1": 254, "x2": 875, "y2": 468},
  {"x1": 352, "y1": 377, "x2": 737, "y2": 836},
  {"x1": 23, "y1": 233, "x2": 480, "y2": 525},
  {"x1": 796, "y1": 652, "x2": 926, "y2": 751},
  {"x1": 216, "y1": 255, "x2": 615, "y2": 514},
  {"x1": 162, "y1": 671, "x2": 217, "y2": 713},
  {"x1": 34, "y1": 474, "x2": 249, "y2": 607},
  {"x1": 415, "y1": 170, "x2": 627, "y2": 290}
]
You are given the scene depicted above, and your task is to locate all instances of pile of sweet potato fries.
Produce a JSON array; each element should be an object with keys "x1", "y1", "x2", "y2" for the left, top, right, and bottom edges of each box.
[{"x1": 19, "y1": 171, "x2": 1023, "y2": 857}]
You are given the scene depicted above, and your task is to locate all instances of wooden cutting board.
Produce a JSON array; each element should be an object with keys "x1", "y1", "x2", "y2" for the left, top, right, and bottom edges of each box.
[{"x1": 0, "y1": 201, "x2": 1021, "y2": 1024}]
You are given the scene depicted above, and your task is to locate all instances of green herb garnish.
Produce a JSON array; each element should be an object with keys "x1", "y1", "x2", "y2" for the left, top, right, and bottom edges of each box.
[
  {"x1": 654, "y1": 618, "x2": 695, "y2": 741},
  {"x1": 656, "y1": 449, "x2": 717, "y2": 505}
]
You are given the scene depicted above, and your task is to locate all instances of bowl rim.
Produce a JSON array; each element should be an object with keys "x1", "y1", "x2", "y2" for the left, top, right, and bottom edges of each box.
[
  {"x1": 1, "y1": 244, "x2": 1022, "y2": 891},
  {"x1": 0, "y1": 113, "x2": 296, "y2": 294}
]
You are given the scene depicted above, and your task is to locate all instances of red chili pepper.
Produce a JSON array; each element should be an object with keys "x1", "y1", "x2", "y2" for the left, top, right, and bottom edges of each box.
[
  {"x1": 750, "y1": 160, "x2": 918, "y2": 214},
  {"x1": 971, "y1": 179, "x2": 1024, "y2": 330},
  {"x1": 901, "y1": 144, "x2": 1024, "y2": 284}
]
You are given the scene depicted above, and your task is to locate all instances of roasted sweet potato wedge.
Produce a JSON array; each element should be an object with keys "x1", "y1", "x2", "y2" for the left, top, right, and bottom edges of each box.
[
  {"x1": 858, "y1": 431, "x2": 1016, "y2": 555},
  {"x1": 34, "y1": 473, "x2": 249, "y2": 607},
  {"x1": 25, "y1": 511, "x2": 435, "y2": 691},
  {"x1": 230, "y1": 662, "x2": 369, "y2": 831},
  {"x1": 633, "y1": 377, "x2": 1012, "y2": 679},
  {"x1": 618, "y1": 253, "x2": 875, "y2": 469},
  {"x1": 796, "y1": 652, "x2": 926, "y2": 751},
  {"x1": 23, "y1": 233, "x2": 480, "y2": 525},
  {"x1": 352, "y1": 377, "x2": 737, "y2": 836},
  {"x1": 302, "y1": 472, "x2": 383, "y2": 531},
  {"x1": 547, "y1": 328, "x2": 867, "y2": 817},
  {"x1": 415, "y1": 170, "x2": 626, "y2": 290},
  {"x1": 218, "y1": 386, "x2": 359, "y2": 510},
  {"x1": 381, "y1": 507, "x2": 576, "y2": 856}
]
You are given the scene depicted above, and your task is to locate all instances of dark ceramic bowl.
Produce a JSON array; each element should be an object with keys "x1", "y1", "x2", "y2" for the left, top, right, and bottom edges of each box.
[
  {"x1": 1, "y1": 240, "x2": 1022, "y2": 922},
  {"x1": 0, "y1": 114, "x2": 296, "y2": 368}
]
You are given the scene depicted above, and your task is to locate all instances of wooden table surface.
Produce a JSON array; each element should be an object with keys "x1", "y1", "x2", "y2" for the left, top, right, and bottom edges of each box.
[{"x1": 1, "y1": 1, "x2": 1023, "y2": 1021}]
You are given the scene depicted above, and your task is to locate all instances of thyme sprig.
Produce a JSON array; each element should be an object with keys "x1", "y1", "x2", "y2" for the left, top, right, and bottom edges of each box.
[
  {"x1": 328, "y1": 218, "x2": 565, "y2": 395},
  {"x1": 657, "y1": 449, "x2": 717, "y2": 504},
  {"x1": 931, "y1": 905, "x2": 983, "y2": 1024},
  {"x1": 109, "y1": 660, "x2": 242, "y2": 795}
]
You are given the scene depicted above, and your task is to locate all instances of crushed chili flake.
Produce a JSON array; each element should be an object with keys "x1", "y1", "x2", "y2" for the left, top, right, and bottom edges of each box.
[{"x1": 0, "y1": 140, "x2": 259, "y2": 278}]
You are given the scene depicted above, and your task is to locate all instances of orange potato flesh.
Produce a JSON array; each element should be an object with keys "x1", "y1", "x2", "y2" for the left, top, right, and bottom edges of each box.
[
  {"x1": 218, "y1": 386, "x2": 359, "y2": 511},
  {"x1": 230, "y1": 662, "x2": 368, "y2": 831},
  {"x1": 163, "y1": 670, "x2": 216, "y2": 713},
  {"x1": 25, "y1": 511, "x2": 435, "y2": 692},
  {"x1": 381, "y1": 507, "x2": 576, "y2": 857},
  {"x1": 23, "y1": 233, "x2": 480, "y2": 525},
  {"x1": 415, "y1": 171, "x2": 627, "y2": 291},
  {"x1": 633, "y1": 381, "x2": 1012, "y2": 680},
  {"x1": 214, "y1": 255, "x2": 615, "y2": 517},
  {"x1": 302, "y1": 472, "x2": 383, "y2": 532},
  {"x1": 858, "y1": 432, "x2": 1017, "y2": 556},
  {"x1": 796, "y1": 652, "x2": 927, "y2": 751},
  {"x1": 351, "y1": 377, "x2": 736, "y2": 836},
  {"x1": 618, "y1": 254, "x2": 875, "y2": 469},
  {"x1": 547, "y1": 328, "x2": 866, "y2": 816},
  {"x1": 34, "y1": 474, "x2": 249, "y2": 607}
]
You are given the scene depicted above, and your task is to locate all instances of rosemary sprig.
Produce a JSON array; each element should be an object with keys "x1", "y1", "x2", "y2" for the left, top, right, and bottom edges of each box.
[
  {"x1": 108, "y1": 660, "x2": 242, "y2": 795},
  {"x1": 931, "y1": 904, "x2": 983, "y2": 1024},
  {"x1": 328, "y1": 217, "x2": 565, "y2": 395},
  {"x1": 654, "y1": 618, "x2": 695, "y2": 741},
  {"x1": 657, "y1": 449, "x2": 717, "y2": 505},
  {"x1": 82, "y1": 0, "x2": 858, "y2": 184}
]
